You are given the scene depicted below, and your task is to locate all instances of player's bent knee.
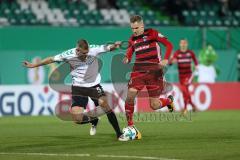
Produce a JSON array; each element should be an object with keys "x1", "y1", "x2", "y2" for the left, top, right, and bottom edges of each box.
[
  {"x1": 150, "y1": 101, "x2": 160, "y2": 110},
  {"x1": 98, "y1": 97, "x2": 109, "y2": 109},
  {"x1": 125, "y1": 88, "x2": 137, "y2": 105},
  {"x1": 71, "y1": 106, "x2": 84, "y2": 122},
  {"x1": 99, "y1": 100, "x2": 108, "y2": 107}
]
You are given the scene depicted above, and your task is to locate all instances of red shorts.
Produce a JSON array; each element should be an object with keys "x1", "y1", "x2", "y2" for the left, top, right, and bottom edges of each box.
[
  {"x1": 128, "y1": 72, "x2": 164, "y2": 97},
  {"x1": 179, "y1": 75, "x2": 192, "y2": 85}
]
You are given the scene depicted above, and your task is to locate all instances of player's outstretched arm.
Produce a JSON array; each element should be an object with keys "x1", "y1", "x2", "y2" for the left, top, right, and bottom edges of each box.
[
  {"x1": 153, "y1": 29, "x2": 173, "y2": 66},
  {"x1": 108, "y1": 41, "x2": 122, "y2": 51},
  {"x1": 22, "y1": 57, "x2": 54, "y2": 68},
  {"x1": 122, "y1": 39, "x2": 133, "y2": 64}
]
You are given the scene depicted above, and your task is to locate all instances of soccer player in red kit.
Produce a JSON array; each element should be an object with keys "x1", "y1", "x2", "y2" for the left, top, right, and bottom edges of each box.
[
  {"x1": 169, "y1": 39, "x2": 198, "y2": 115},
  {"x1": 122, "y1": 15, "x2": 174, "y2": 138}
]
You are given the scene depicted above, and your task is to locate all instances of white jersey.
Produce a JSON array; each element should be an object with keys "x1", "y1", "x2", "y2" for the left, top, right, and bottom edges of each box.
[{"x1": 53, "y1": 45, "x2": 110, "y2": 87}]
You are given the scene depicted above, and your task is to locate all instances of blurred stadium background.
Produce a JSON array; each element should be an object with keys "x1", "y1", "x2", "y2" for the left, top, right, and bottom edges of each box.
[{"x1": 0, "y1": 0, "x2": 240, "y2": 160}]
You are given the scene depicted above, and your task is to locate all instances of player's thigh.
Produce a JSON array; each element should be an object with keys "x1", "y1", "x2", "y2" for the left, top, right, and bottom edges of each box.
[
  {"x1": 149, "y1": 97, "x2": 161, "y2": 110},
  {"x1": 71, "y1": 94, "x2": 89, "y2": 122},
  {"x1": 71, "y1": 86, "x2": 89, "y2": 109},
  {"x1": 128, "y1": 75, "x2": 144, "y2": 93},
  {"x1": 88, "y1": 84, "x2": 111, "y2": 111},
  {"x1": 71, "y1": 94, "x2": 89, "y2": 109},
  {"x1": 146, "y1": 75, "x2": 163, "y2": 98},
  {"x1": 89, "y1": 84, "x2": 106, "y2": 106}
]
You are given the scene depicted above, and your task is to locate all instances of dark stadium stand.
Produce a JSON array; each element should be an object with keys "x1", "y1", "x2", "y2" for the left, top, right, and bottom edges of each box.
[{"x1": 0, "y1": 0, "x2": 239, "y2": 26}]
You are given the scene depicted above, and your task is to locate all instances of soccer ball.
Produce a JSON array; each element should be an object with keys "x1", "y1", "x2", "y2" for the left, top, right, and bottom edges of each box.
[{"x1": 122, "y1": 126, "x2": 137, "y2": 140}]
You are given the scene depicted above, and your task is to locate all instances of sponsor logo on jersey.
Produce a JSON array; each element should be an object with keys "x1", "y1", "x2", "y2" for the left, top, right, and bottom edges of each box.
[
  {"x1": 135, "y1": 45, "x2": 150, "y2": 52},
  {"x1": 143, "y1": 36, "x2": 148, "y2": 42}
]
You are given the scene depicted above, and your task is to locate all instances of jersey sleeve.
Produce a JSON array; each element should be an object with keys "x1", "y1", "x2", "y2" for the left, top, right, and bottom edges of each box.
[
  {"x1": 89, "y1": 44, "x2": 110, "y2": 56},
  {"x1": 190, "y1": 50, "x2": 199, "y2": 66},
  {"x1": 53, "y1": 49, "x2": 74, "y2": 62},
  {"x1": 125, "y1": 38, "x2": 134, "y2": 62},
  {"x1": 151, "y1": 29, "x2": 173, "y2": 60}
]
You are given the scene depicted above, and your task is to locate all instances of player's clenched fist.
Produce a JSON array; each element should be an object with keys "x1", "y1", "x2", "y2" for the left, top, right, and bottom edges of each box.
[
  {"x1": 160, "y1": 59, "x2": 169, "y2": 67},
  {"x1": 114, "y1": 41, "x2": 122, "y2": 48},
  {"x1": 122, "y1": 57, "x2": 129, "y2": 64}
]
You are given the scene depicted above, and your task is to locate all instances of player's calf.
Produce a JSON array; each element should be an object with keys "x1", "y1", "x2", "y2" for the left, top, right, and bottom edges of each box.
[
  {"x1": 98, "y1": 96, "x2": 123, "y2": 138},
  {"x1": 149, "y1": 96, "x2": 174, "y2": 112},
  {"x1": 125, "y1": 96, "x2": 135, "y2": 106},
  {"x1": 71, "y1": 106, "x2": 99, "y2": 125},
  {"x1": 125, "y1": 93, "x2": 136, "y2": 126}
]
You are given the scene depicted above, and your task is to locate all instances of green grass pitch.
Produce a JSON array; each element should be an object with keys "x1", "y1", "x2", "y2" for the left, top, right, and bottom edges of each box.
[{"x1": 0, "y1": 111, "x2": 240, "y2": 160}]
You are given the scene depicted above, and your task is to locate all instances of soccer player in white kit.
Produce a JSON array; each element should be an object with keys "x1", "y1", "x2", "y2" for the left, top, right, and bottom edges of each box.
[{"x1": 23, "y1": 39, "x2": 128, "y2": 141}]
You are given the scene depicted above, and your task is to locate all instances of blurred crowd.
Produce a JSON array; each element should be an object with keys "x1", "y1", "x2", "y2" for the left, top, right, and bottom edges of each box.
[
  {"x1": 1, "y1": 0, "x2": 239, "y2": 14},
  {"x1": 0, "y1": 0, "x2": 239, "y2": 26},
  {"x1": 140, "y1": 0, "x2": 240, "y2": 23}
]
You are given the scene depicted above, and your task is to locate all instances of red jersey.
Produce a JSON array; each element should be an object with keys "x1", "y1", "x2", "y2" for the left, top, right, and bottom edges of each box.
[
  {"x1": 125, "y1": 28, "x2": 173, "y2": 76},
  {"x1": 171, "y1": 49, "x2": 198, "y2": 80}
]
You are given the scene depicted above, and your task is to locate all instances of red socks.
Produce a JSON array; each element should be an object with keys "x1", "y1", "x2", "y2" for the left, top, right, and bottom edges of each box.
[
  {"x1": 125, "y1": 103, "x2": 134, "y2": 126},
  {"x1": 125, "y1": 98, "x2": 172, "y2": 125}
]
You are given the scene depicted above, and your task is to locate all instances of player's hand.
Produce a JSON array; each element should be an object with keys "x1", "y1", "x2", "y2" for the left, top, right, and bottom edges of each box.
[
  {"x1": 114, "y1": 41, "x2": 122, "y2": 48},
  {"x1": 22, "y1": 61, "x2": 36, "y2": 68},
  {"x1": 109, "y1": 41, "x2": 122, "y2": 51},
  {"x1": 160, "y1": 59, "x2": 168, "y2": 67},
  {"x1": 172, "y1": 58, "x2": 177, "y2": 64},
  {"x1": 123, "y1": 57, "x2": 129, "y2": 64}
]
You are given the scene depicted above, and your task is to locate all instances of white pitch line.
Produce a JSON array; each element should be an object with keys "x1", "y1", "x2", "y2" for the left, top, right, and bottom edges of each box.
[
  {"x1": 97, "y1": 154, "x2": 180, "y2": 160},
  {"x1": 0, "y1": 152, "x2": 181, "y2": 160},
  {"x1": 0, "y1": 152, "x2": 90, "y2": 157}
]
